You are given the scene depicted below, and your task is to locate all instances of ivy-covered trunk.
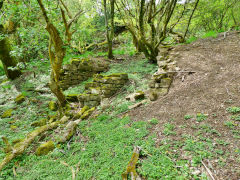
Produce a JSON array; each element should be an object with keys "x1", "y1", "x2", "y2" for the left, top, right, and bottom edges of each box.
[{"x1": 0, "y1": 25, "x2": 21, "y2": 80}]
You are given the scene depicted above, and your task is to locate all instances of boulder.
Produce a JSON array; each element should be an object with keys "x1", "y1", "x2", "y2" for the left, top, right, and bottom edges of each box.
[
  {"x1": 126, "y1": 91, "x2": 145, "y2": 101},
  {"x1": 36, "y1": 141, "x2": 55, "y2": 156}
]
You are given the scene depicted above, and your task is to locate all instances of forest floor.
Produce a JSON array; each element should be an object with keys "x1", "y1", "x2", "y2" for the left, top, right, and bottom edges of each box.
[
  {"x1": 130, "y1": 31, "x2": 240, "y2": 179},
  {"x1": 0, "y1": 32, "x2": 240, "y2": 180}
]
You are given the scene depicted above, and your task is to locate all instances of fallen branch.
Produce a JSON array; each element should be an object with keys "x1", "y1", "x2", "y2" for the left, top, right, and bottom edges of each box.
[
  {"x1": 201, "y1": 160, "x2": 218, "y2": 180},
  {"x1": 122, "y1": 146, "x2": 142, "y2": 180},
  {"x1": 0, "y1": 116, "x2": 69, "y2": 172}
]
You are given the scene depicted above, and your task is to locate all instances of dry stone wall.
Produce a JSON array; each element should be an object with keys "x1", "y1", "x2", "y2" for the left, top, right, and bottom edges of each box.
[
  {"x1": 77, "y1": 73, "x2": 129, "y2": 108},
  {"x1": 149, "y1": 47, "x2": 179, "y2": 96},
  {"x1": 59, "y1": 58, "x2": 109, "y2": 90}
]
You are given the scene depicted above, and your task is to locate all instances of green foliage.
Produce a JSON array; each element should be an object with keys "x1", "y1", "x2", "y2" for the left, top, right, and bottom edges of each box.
[
  {"x1": 201, "y1": 30, "x2": 218, "y2": 38},
  {"x1": 184, "y1": 114, "x2": 193, "y2": 120},
  {"x1": 163, "y1": 123, "x2": 176, "y2": 136},
  {"x1": 0, "y1": 61, "x2": 4, "y2": 76},
  {"x1": 227, "y1": 107, "x2": 240, "y2": 114},
  {"x1": 196, "y1": 113, "x2": 208, "y2": 122},
  {"x1": 149, "y1": 118, "x2": 159, "y2": 125}
]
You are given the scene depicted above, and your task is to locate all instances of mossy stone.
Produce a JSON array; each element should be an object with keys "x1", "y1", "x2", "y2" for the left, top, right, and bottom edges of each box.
[
  {"x1": 135, "y1": 91, "x2": 145, "y2": 100},
  {"x1": 15, "y1": 94, "x2": 25, "y2": 104},
  {"x1": 10, "y1": 125, "x2": 17, "y2": 130},
  {"x1": 1, "y1": 109, "x2": 13, "y2": 118},
  {"x1": 76, "y1": 105, "x2": 89, "y2": 119},
  {"x1": 160, "y1": 78, "x2": 172, "y2": 88},
  {"x1": 31, "y1": 118, "x2": 47, "y2": 127},
  {"x1": 49, "y1": 101, "x2": 58, "y2": 111},
  {"x1": 66, "y1": 94, "x2": 78, "y2": 102},
  {"x1": 36, "y1": 141, "x2": 55, "y2": 156},
  {"x1": 58, "y1": 121, "x2": 77, "y2": 143},
  {"x1": 81, "y1": 107, "x2": 95, "y2": 120}
]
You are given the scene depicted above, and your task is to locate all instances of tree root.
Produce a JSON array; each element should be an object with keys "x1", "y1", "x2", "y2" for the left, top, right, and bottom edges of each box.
[
  {"x1": 0, "y1": 116, "x2": 69, "y2": 172},
  {"x1": 122, "y1": 146, "x2": 142, "y2": 180}
]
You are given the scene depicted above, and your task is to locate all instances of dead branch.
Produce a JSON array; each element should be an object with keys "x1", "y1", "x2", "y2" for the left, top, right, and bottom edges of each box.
[
  {"x1": 0, "y1": 116, "x2": 69, "y2": 172},
  {"x1": 201, "y1": 160, "x2": 218, "y2": 180}
]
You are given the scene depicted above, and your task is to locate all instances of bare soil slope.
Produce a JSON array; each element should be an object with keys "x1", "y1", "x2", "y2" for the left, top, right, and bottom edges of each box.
[{"x1": 130, "y1": 32, "x2": 240, "y2": 179}]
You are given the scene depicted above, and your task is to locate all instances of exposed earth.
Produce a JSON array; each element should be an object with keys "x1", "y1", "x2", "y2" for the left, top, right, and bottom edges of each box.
[{"x1": 130, "y1": 31, "x2": 240, "y2": 180}]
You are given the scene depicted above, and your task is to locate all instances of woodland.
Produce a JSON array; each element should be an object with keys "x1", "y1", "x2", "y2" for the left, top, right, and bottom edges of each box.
[{"x1": 0, "y1": 0, "x2": 240, "y2": 179}]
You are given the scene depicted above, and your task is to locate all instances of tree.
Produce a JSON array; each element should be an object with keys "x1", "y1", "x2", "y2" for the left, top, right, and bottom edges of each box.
[
  {"x1": 0, "y1": 0, "x2": 21, "y2": 80},
  {"x1": 37, "y1": 0, "x2": 66, "y2": 108},
  {"x1": 103, "y1": 0, "x2": 115, "y2": 59},
  {"x1": 117, "y1": 0, "x2": 178, "y2": 63}
]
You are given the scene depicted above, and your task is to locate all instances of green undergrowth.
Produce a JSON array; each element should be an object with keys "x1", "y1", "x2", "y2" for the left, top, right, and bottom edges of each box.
[
  {"x1": 186, "y1": 30, "x2": 220, "y2": 44},
  {"x1": 0, "y1": 61, "x2": 4, "y2": 76},
  {"x1": 2, "y1": 115, "x2": 194, "y2": 180}
]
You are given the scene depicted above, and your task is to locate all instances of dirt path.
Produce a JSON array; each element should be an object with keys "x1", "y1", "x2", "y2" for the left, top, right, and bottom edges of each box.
[{"x1": 129, "y1": 32, "x2": 240, "y2": 179}]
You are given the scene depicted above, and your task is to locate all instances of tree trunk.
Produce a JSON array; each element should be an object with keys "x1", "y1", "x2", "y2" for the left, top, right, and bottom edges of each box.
[
  {"x1": 0, "y1": 25, "x2": 21, "y2": 80},
  {"x1": 37, "y1": 0, "x2": 66, "y2": 108},
  {"x1": 103, "y1": 0, "x2": 114, "y2": 59}
]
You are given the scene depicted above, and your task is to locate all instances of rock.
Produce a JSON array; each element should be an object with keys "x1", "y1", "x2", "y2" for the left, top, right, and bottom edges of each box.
[
  {"x1": 149, "y1": 90, "x2": 158, "y2": 101},
  {"x1": 58, "y1": 121, "x2": 77, "y2": 143},
  {"x1": 15, "y1": 94, "x2": 25, "y2": 104},
  {"x1": 81, "y1": 107, "x2": 95, "y2": 120},
  {"x1": 36, "y1": 141, "x2": 55, "y2": 156},
  {"x1": 1, "y1": 109, "x2": 13, "y2": 118},
  {"x1": 101, "y1": 98, "x2": 110, "y2": 110},
  {"x1": 160, "y1": 78, "x2": 172, "y2": 88},
  {"x1": 126, "y1": 91, "x2": 145, "y2": 101},
  {"x1": 75, "y1": 105, "x2": 89, "y2": 119},
  {"x1": 192, "y1": 169, "x2": 201, "y2": 176},
  {"x1": 48, "y1": 101, "x2": 58, "y2": 111},
  {"x1": 66, "y1": 94, "x2": 78, "y2": 102},
  {"x1": 31, "y1": 118, "x2": 47, "y2": 127},
  {"x1": 157, "y1": 88, "x2": 169, "y2": 96}
]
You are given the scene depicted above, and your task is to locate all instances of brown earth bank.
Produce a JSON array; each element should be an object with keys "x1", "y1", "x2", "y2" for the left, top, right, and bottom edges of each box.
[{"x1": 129, "y1": 31, "x2": 240, "y2": 180}]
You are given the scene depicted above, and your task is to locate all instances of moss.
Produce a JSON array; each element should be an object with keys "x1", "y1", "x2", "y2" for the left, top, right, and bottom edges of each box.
[
  {"x1": 10, "y1": 125, "x2": 17, "y2": 130},
  {"x1": 48, "y1": 101, "x2": 58, "y2": 111},
  {"x1": 36, "y1": 141, "x2": 55, "y2": 156},
  {"x1": 31, "y1": 119, "x2": 47, "y2": 127},
  {"x1": 15, "y1": 94, "x2": 25, "y2": 104},
  {"x1": 66, "y1": 94, "x2": 79, "y2": 102},
  {"x1": 12, "y1": 139, "x2": 23, "y2": 145},
  {"x1": 75, "y1": 105, "x2": 90, "y2": 119},
  {"x1": 1, "y1": 109, "x2": 13, "y2": 118},
  {"x1": 81, "y1": 107, "x2": 95, "y2": 120},
  {"x1": 135, "y1": 91, "x2": 145, "y2": 100},
  {"x1": 58, "y1": 122, "x2": 77, "y2": 143}
]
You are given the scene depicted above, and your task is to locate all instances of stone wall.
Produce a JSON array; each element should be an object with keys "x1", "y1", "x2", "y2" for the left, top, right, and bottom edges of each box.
[
  {"x1": 78, "y1": 73, "x2": 129, "y2": 107},
  {"x1": 149, "y1": 47, "x2": 179, "y2": 96},
  {"x1": 59, "y1": 58, "x2": 109, "y2": 90}
]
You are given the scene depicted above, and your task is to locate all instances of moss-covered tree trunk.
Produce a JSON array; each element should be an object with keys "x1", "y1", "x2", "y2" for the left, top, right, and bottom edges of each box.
[
  {"x1": 37, "y1": 0, "x2": 66, "y2": 108},
  {"x1": 0, "y1": 25, "x2": 21, "y2": 80}
]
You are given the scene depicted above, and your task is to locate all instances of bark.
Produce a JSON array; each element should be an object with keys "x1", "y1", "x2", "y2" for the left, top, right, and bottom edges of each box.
[
  {"x1": 37, "y1": 0, "x2": 66, "y2": 108},
  {"x1": 103, "y1": 0, "x2": 114, "y2": 59},
  {"x1": 122, "y1": 146, "x2": 142, "y2": 180},
  {"x1": 0, "y1": 25, "x2": 22, "y2": 80}
]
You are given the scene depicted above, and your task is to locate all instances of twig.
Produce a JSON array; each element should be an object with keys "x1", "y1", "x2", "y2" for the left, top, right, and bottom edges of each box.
[{"x1": 201, "y1": 160, "x2": 218, "y2": 180}]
